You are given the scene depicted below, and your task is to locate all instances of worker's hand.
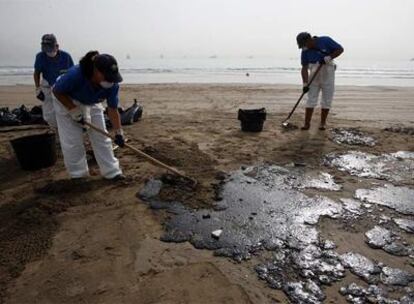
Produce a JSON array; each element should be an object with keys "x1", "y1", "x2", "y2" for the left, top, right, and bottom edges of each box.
[
  {"x1": 302, "y1": 84, "x2": 309, "y2": 94},
  {"x1": 69, "y1": 107, "x2": 84, "y2": 124},
  {"x1": 114, "y1": 129, "x2": 125, "y2": 147},
  {"x1": 36, "y1": 87, "x2": 45, "y2": 101},
  {"x1": 323, "y1": 56, "x2": 332, "y2": 64}
]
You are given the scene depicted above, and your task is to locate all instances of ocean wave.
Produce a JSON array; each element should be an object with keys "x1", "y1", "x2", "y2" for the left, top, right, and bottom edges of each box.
[{"x1": 0, "y1": 65, "x2": 413, "y2": 80}]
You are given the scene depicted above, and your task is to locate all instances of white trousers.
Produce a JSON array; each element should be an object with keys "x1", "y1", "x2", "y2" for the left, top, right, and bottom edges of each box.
[
  {"x1": 53, "y1": 98, "x2": 122, "y2": 179},
  {"x1": 41, "y1": 79, "x2": 57, "y2": 128},
  {"x1": 306, "y1": 64, "x2": 336, "y2": 109}
]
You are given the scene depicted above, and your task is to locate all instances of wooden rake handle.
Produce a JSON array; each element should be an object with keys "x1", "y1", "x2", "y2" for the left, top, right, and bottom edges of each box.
[{"x1": 83, "y1": 121, "x2": 191, "y2": 181}]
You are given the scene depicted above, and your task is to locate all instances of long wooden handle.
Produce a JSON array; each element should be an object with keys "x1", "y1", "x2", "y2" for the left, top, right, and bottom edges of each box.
[
  {"x1": 283, "y1": 64, "x2": 324, "y2": 122},
  {"x1": 83, "y1": 121, "x2": 190, "y2": 180}
]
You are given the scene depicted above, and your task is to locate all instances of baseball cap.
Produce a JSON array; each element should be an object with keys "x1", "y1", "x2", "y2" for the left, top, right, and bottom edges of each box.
[
  {"x1": 41, "y1": 34, "x2": 57, "y2": 52},
  {"x1": 94, "y1": 54, "x2": 123, "y2": 83}
]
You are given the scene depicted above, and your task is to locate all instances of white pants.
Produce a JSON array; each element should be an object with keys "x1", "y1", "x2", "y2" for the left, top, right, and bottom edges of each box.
[
  {"x1": 53, "y1": 99, "x2": 122, "y2": 179},
  {"x1": 41, "y1": 79, "x2": 58, "y2": 128},
  {"x1": 306, "y1": 64, "x2": 335, "y2": 109}
]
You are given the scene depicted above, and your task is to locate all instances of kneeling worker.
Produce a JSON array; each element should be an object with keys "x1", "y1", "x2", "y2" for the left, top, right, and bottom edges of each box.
[
  {"x1": 296, "y1": 32, "x2": 344, "y2": 130},
  {"x1": 53, "y1": 51, "x2": 125, "y2": 180}
]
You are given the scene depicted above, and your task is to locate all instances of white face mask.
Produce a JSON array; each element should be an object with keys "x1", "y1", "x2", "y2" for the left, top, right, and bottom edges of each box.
[
  {"x1": 100, "y1": 81, "x2": 114, "y2": 89},
  {"x1": 46, "y1": 50, "x2": 58, "y2": 57}
]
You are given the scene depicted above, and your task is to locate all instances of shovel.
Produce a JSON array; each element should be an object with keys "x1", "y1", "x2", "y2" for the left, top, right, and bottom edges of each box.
[
  {"x1": 83, "y1": 121, "x2": 197, "y2": 187},
  {"x1": 281, "y1": 63, "x2": 324, "y2": 128}
]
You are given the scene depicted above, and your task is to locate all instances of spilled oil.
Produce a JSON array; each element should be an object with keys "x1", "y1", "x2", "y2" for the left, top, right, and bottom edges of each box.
[
  {"x1": 324, "y1": 151, "x2": 414, "y2": 182},
  {"x1": 139, "y1": 163, "x2": 414, "y2": 303},
  {"x1": 340, "y1": 252, "x2": 382, "y2": 283},
  {"x1": 381, "y1": 266, "x2": 414, "y2": 286},
  {"x1": 340, "y1": 282, "x2": 414, "y2": 303},
  {"x1": 355, "y1": 184, "x2": 414, "y2": 215},
  {"x1": 384, "y1": 126, "x2": 414, "y2": 136},
  {"x1": 365, "y1": 226, "x2": 413, "y2": 256},
  {"x1": 330, "y1": 128, "x2": 376, "y2": 146},
  {"x1": 393, "y1": 218, "x2": 414, "y2": 234}
]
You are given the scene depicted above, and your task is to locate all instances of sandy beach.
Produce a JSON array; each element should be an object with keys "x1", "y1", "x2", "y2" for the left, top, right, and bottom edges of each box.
[{"x1": 0, "y1": 83, "x2": 413, "y2": 304}]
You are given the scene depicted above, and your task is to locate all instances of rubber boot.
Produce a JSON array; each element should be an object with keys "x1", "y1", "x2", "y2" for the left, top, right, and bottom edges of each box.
[
  {"x1": 319, "y1": 108, "x2": 330, "y2": 130},
  {"x1": 301, "y1": 107, "x2": 314, "y2": 130}
]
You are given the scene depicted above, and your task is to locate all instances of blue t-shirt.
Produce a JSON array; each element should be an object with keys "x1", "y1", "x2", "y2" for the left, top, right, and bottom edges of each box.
[
  {"x1": 34, "y1": 50, "x2": 74, "y2": 85},
  {"x1": 53, "y1": 65, "x2": 120, "y2": 109},
  {"x1": 301, "y1": 36, "x2": 342, "y2": 66}
]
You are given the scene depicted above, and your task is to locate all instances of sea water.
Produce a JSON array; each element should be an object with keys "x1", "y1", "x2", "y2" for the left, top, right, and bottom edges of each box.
[{"x1": 1, "y1": 57, "x2": 413, "y2": 87}]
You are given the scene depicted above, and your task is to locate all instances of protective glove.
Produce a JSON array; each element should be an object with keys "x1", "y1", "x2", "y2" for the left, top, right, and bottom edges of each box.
[
  {"x1": 319, "y1": 56, "x2": 332, "y2": 65},
  {"x1": 302, "y1": 83, "x2": 309, "y2": 94},
  {"x1": 36, "y1": 87, "x2": 45, "y2": 101},
  {"x1": 324, "y1": 56, "x2": 332, "y2": 64},
  {"x1": 69, "y1": 107, "x2": 84, "y2": 124},
  {"x1": 114, "y1": 129, "x2": 125, "y2": 147}
]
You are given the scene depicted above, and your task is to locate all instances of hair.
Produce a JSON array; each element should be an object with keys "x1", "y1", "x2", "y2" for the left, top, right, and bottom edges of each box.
[{"x1": 79, "y1": 50, "x2": 99, "y2": 79}]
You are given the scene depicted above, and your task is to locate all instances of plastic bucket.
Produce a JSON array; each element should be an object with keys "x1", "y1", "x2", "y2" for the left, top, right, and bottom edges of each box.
[
  {"x1": 11, "y1": 133, "x2": 57, "y2": 170},
  {"x1": 238, "y1": 108, "x2": 266, "y2": 132}
]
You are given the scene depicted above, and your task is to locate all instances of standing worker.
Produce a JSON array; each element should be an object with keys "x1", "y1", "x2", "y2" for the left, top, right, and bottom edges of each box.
[
  {"x1": 34, "y1": 34, "x2": 74, "y2": 128},
  {"x1": 296, "y1": 32, "x2": 344, "y2": 130},
  {"x1": 52, "y1": 51, "x2": 125, "y2": 180}
]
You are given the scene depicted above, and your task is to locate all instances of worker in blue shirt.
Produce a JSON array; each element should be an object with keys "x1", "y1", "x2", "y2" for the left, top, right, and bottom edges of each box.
[
  {"x1": 53, "y1": 51, "x2": 125, "y2": 180},
  {"x1": 296, "y1": 32, "x2": 344, "y2": 130},
  {"x1": 34, "y1": 34, "x2": 74, "y2": 128}
]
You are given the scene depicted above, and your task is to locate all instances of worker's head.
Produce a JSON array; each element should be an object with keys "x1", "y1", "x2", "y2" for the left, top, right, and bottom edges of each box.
[
  {"x1": 80, "y1": 51, "x2": 123, "y2": 88},
  {"x1": 296, "y1": 32, "x2": 314, "y2": 50},
  {"x1": 41, "y1": 34, "x2": 59, "y2": 57}
]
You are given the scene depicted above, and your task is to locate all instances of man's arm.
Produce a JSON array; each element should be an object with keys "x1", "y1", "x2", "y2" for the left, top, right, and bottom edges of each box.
[
  {"x1": 301, "y1": 65, "x2": 309, "y2": 85},
  {"x1": 107, "y1": 107, "x2": 125, "y2": 147},
  {"x1": 329, "y1": 47, "x2": 344, "y2": 60},
  {"x1": 34, "y1": 71, "x2": 41, "y2": 88},
  {"x1": 107, "y1": 107, "x2": 122, "y2": 131}
]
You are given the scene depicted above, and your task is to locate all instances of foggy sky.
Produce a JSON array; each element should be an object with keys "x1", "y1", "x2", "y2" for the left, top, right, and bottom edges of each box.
[{"x1": 0, "y1": 0, "x2": 413, "y2": 65}]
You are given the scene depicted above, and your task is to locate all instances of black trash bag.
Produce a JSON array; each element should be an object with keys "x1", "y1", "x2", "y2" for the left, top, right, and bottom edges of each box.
[
  {"x1": 12, "y1": 105, "x2": 32, "y2": 124},
  {"x1": 30, "y1": 105, "x2": 43, "y2": 115},
  {"x1": 104, "y1": 99, "x2": 144, "y2": 128},
  {"x1": 12, "y1": 105, "x2": 46, "y2": 125},
  {"x1": 0, "y1": 107, "x2": 21, "y2": 126},
  {"x1": 120, "y1": 99, "x2": 143, "y2": 125},
  {"x1": 29, "y1": 105, "x2": 46, "y2": 124}
]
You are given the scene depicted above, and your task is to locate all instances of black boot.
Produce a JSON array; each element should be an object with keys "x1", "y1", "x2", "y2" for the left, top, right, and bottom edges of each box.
[
  {"x1": 319, "y1": 108, "x2": 330, "y2": 130},
  {"x1": 301, "y1": 108, "x2": 314, "y2": 130}
]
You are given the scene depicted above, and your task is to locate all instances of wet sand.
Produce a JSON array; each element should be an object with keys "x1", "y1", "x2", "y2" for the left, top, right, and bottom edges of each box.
[{"x1": 0, "y1": 84, "x2": 413, "y2": 303}]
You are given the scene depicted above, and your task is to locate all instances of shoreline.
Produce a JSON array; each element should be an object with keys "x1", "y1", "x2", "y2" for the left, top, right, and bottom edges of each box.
[{"x1": 1, "y1": 83, "x2": 413, "y2": 127}]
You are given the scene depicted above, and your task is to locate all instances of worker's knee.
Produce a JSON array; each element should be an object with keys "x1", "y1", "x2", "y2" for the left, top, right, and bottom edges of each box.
[{"x1": 306, "y1": 96, "x2": 318, "y2": 108}]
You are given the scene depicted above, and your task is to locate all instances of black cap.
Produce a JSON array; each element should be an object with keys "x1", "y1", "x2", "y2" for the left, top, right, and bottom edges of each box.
[
  {"x1": 296, "y1": 32, "x2": 311, "y2": 49},
  {"x1": 41, "y1": 34, "x2": 57, "y2": 52},
  {"x1": 94, "y1": 54, "x2": 123, "y2": 83}
]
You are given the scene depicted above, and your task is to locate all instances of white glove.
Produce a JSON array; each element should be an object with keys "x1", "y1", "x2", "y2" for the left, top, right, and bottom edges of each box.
[
  {"x1": 324, "y1": 56, "x2": 332, "y2": 64},
  {"x1": 69, "y1": 107, "x2": 84, "y2": 124}
]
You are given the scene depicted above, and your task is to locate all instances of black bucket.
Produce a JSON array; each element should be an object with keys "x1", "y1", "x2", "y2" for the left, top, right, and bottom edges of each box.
[
  {"x1": 238, "y1": 108, "x2": 266, "y2": 132},
  {"x1": 11, "y1": 133, "x2": 57, "y2": 170}
]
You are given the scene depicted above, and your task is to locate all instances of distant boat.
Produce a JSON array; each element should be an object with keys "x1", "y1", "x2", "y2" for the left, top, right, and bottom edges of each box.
[
  {"x1": 411, "y1": 58, "x2": 414, "y2": 61},
  {"x1": 209, "y1": 55, "x2": 218, "y2": 59},
  {"x1": 160, "y1": 54, "x2": 164, "y2": 59},
  {"x1": 247, "y1": 56, "x2": 254, "y2": 59},
  {"x1": 126, "y1": 54, "x2": 131, "y2": 60}
]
